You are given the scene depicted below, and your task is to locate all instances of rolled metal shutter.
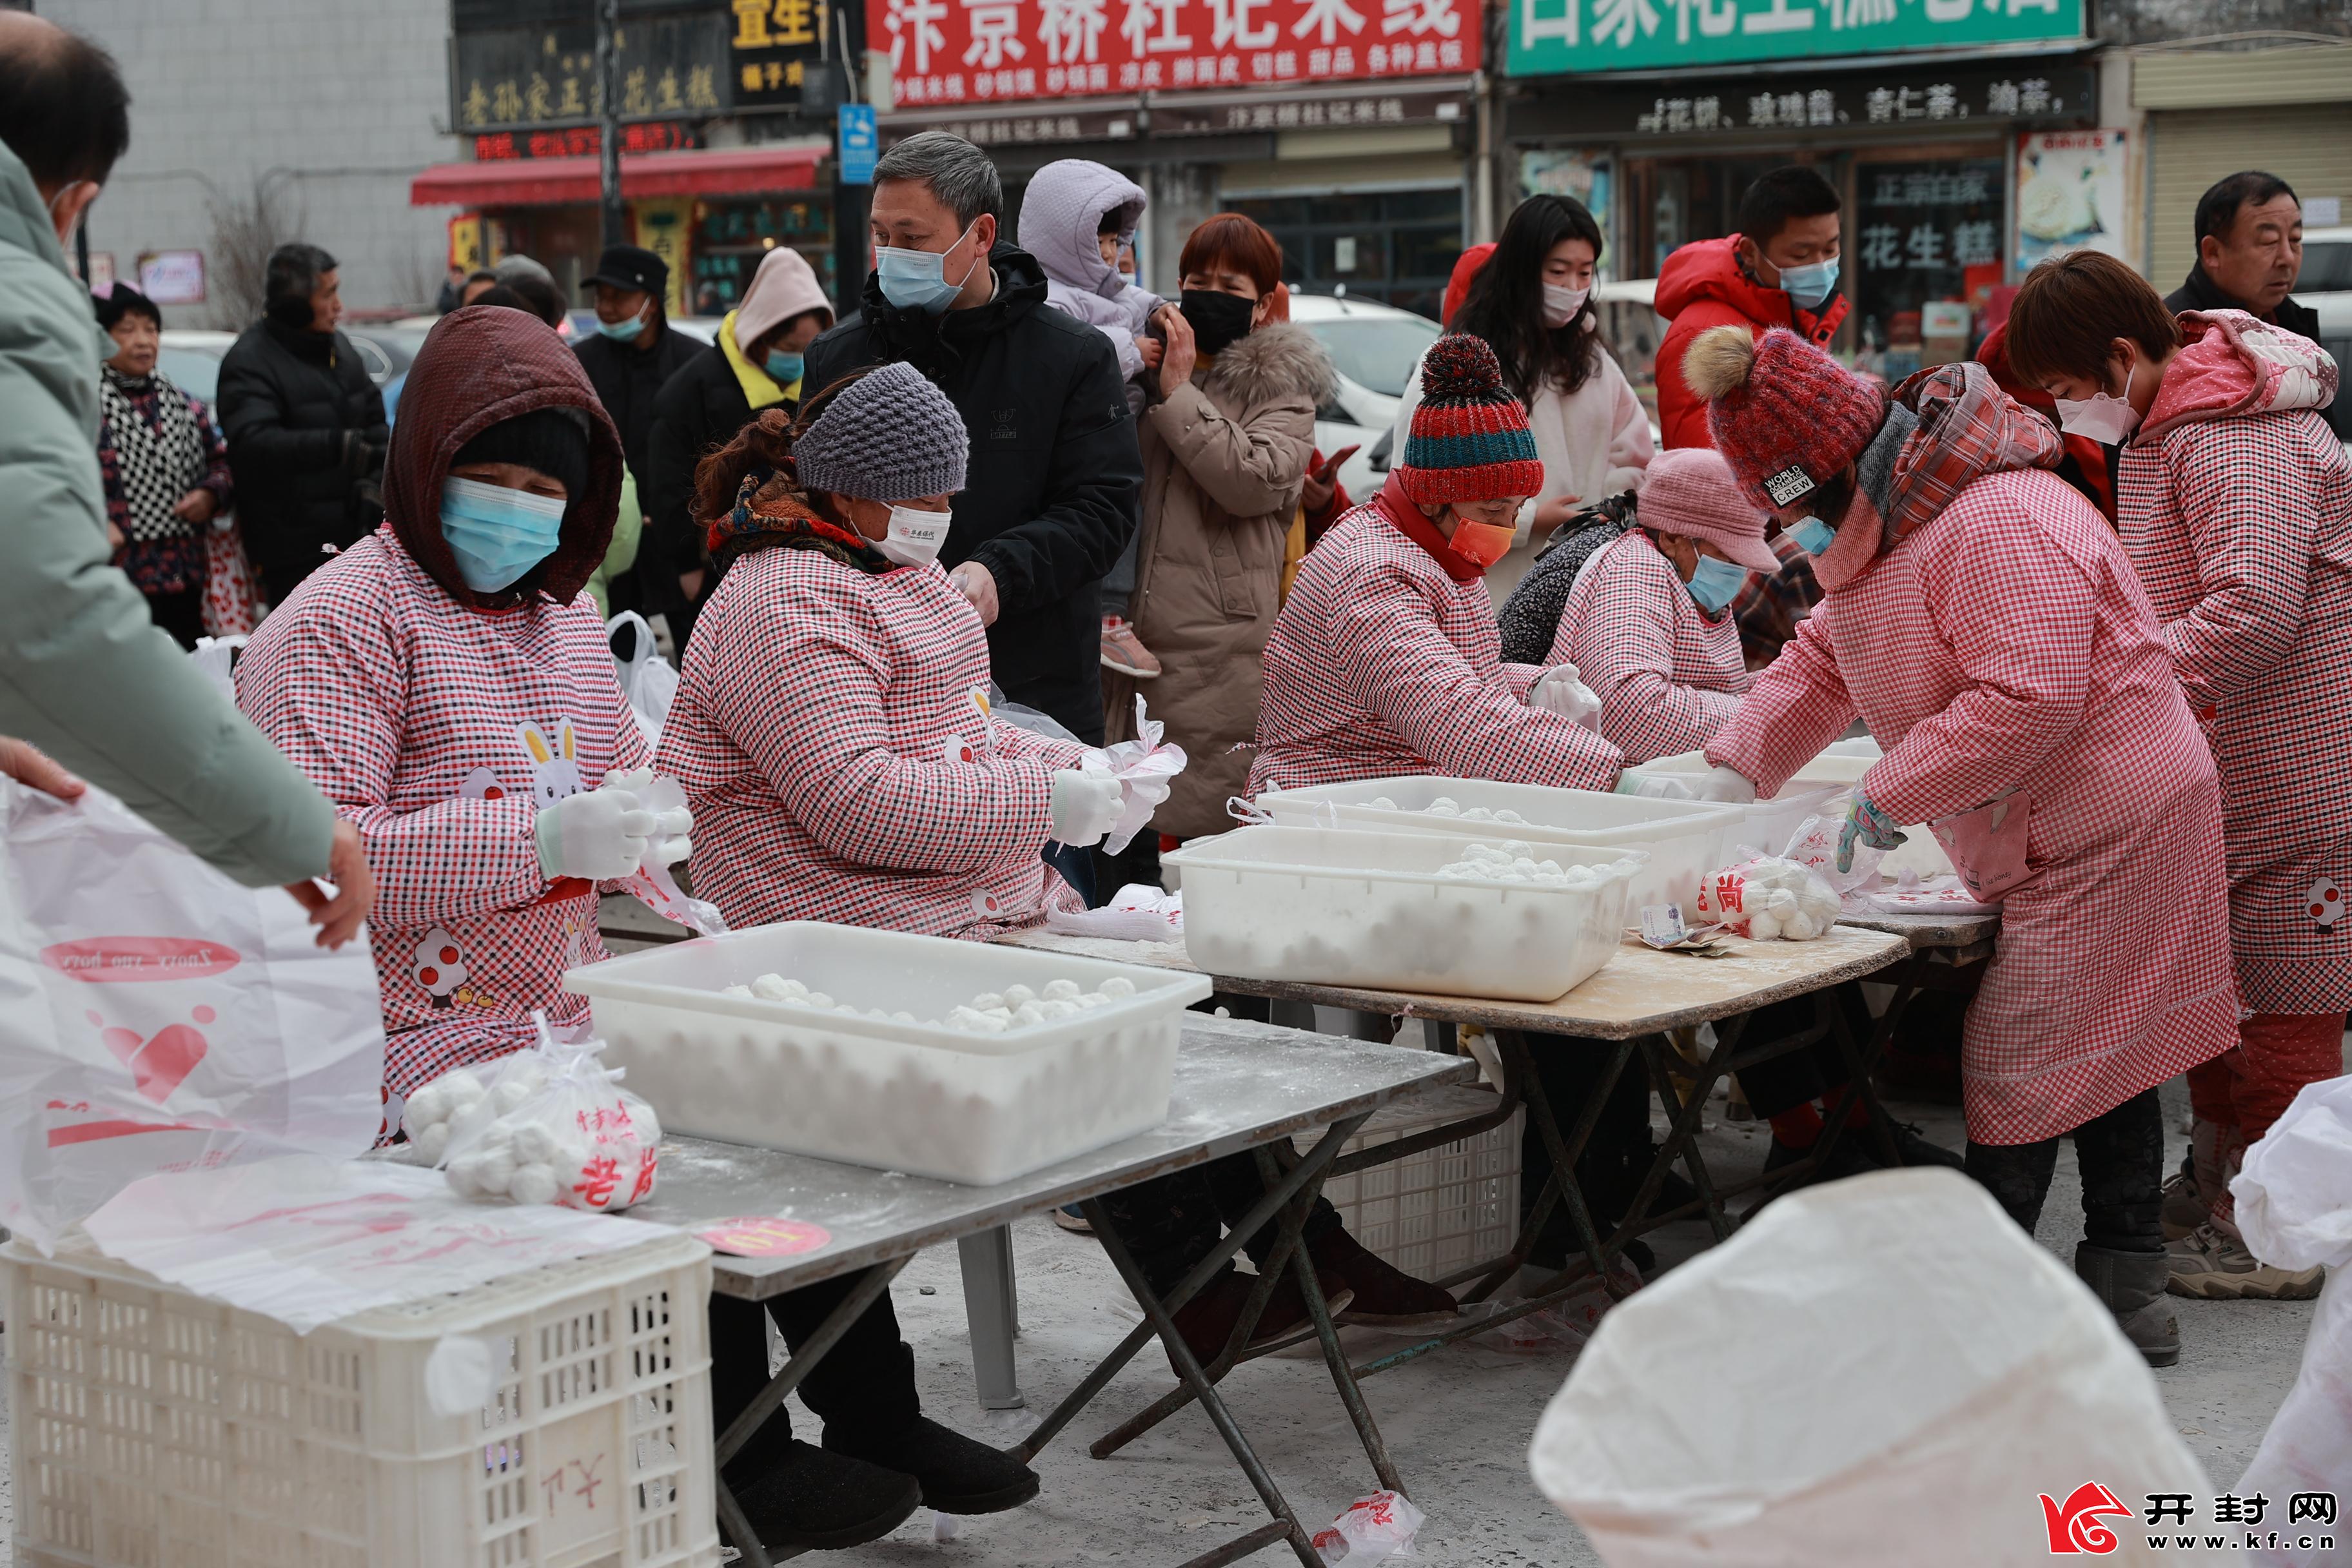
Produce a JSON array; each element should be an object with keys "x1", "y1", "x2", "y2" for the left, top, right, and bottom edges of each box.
[{"x1": 2148, "y1": 104, "x2": 2352, "y2": 288}]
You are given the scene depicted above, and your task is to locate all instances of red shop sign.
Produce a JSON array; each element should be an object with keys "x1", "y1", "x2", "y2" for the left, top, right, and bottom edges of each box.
[{"x1": 872, "y1": 0, "x2": 1478, "y2": 108}]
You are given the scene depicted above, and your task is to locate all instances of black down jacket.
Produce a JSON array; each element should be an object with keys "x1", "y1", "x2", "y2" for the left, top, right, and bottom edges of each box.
[
  {"x1": 801, "y1": 245, "x2": 1142, "y2": 745},
  {"x1": 215, "y1": 318, "x2": 387, "y2": 578}
]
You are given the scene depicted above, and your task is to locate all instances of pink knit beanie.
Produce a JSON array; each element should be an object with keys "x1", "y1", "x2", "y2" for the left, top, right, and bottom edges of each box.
[
  {"x1": 1636, "y1": 448, "x2": 1781, "y2": 573},
  {"x1": 1684, "y1": 326, "x2": 1883, "y2": 511}
]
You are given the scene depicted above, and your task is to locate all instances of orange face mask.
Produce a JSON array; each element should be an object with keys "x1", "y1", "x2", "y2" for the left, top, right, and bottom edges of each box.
[{"x1": 1447, "y1": 518, "x2": 1516, "y2": 568}]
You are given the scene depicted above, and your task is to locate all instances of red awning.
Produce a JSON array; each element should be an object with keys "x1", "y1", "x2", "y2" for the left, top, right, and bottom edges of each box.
[{"x1": 410, "y1": 143, "x2": 825, "y2": 208}]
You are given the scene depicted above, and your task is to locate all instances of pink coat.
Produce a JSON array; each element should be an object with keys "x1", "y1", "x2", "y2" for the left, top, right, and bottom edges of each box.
[
  {"x1": 656, "y1": 545, "x2": 1091, "y2": 937},
  {"x1": 239, "y1": 530, "x2": 650, "y2": 1095},
  {"x1": 1707, "y1": 377, "x2": 2237, "y2": 1144},
  {"x1": 1248, "y1": 487, "x2": 1623, "y2": 796},
  {"x1": 1550, "y1": 532, "x2": 1749, "y2": 765},
  {"x1": 2119, "y1": 311, "x2": 2352, "y2": 1014}
]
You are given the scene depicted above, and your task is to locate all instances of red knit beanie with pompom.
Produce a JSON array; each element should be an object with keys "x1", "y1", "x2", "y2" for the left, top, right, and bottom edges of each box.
[
  {"x1": 1685, "y1": 324, "x2": 1883, "y2": 511},
  {"x1": 1396, "y1": 334, "x2": 1546, "y2": 507}
]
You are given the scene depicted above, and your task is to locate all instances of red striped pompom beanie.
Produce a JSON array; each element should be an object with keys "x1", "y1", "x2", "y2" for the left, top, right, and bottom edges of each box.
[{"x1": 1396, "y1": 334, "x2": 1545, "y2": 506}]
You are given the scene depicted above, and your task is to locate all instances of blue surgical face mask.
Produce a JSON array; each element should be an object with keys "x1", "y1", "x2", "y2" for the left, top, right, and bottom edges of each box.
[
  {"x1": 1777, "y1": 255, "x2": 1839, "y2": 309},
  {"x1": 1789, "y1": 516, "x2": 1837, "y2": 556},
  {"x1": 440, "y1": 475, "x2": 567, "y2": 592},
  {"x1": 765, "y1": 350, "x2": 805, "y2": 384},
  {"x1": 594, "y1": 304, "x2": 648, "y2": 342},
  {"x1": 876, "y1": 220, "x2": 981, "y2": 314},
  {"x1": 1687, "y1": 554, "x2": 1751, "y2": 616}
]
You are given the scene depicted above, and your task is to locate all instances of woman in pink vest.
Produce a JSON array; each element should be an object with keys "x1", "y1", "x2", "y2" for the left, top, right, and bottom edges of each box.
[
  {"x1": 1682, "y1": 322, "x2": 2239, "y2": 1367},
  {"x1": 2009, "y1": 251, "x2": 2350, "y2": 1304}
]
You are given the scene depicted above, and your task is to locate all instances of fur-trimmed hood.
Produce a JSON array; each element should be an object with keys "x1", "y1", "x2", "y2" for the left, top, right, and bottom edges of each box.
[{"x1": 1197, "y1": 320, "x2": 1338, "y2": 411}]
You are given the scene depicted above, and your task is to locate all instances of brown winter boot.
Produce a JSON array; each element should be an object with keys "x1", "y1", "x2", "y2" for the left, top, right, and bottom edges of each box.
[{"x1": 2075, "y1": 1244, "x2": 2180, "y2": 1368}]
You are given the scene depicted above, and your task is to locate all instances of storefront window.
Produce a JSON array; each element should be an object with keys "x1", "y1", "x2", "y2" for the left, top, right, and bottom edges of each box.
[
  {"x1": 1228, "y1": 188, "x2": 1463, "y2": 320},
  {"x1": 1849, "y1": 155, "x2": 2006, "y2": 378},
  {"x1": 692, "y1": 197, "x2": 834, "y2": 317}
]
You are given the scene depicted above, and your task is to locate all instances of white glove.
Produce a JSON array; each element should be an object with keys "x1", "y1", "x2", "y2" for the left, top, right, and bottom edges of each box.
[
  {"x1": 1528, "y1": 663, "x2": 1602, "y2": 730},
  {"x1": 535, "y1": 781, "x2": 658, "y2": 879},
  {"x1": 606, "y1": 767, "x2": 693, "y2": 869},
  {"x1": 1048, "y1": 769, "x2": 1124, "y2": 848},
  {"x1": 1688, "y1": 764, "x2": 1758, "y2": 805},
  {"x1": 1615, "y1": 770, "x2": 1696, "y2": 801}
]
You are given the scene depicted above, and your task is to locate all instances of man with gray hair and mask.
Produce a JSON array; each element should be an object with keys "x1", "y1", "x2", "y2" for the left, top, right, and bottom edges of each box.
[{"x1": 0, "y1": 11, "x2": 371, "y2": 945}]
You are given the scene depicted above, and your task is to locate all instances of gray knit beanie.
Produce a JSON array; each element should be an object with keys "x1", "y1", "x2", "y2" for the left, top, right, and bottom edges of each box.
[{"x1": 793, "y1": 361, "x2": 969, "y2": 502}]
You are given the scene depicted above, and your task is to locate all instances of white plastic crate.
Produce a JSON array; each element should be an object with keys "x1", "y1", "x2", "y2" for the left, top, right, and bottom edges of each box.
[
  {"x1": 1249, "y1": 775, "x2": 1738, "y2": 912},
  {"x1": 565, "y1": 921, "x2": 1211, "y2": 1186},
  {"x1": 5, "y1": 1231, "x2": 718, "y2": 1568},
  {"x1": 1298, "y1": 1096, "x2": 1524, "y2": 1283}
]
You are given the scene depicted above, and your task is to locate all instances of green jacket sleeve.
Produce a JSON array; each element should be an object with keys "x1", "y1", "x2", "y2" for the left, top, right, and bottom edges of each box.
[{"x1": 0, "y1": 175, "x2": 336, "y2": 888}]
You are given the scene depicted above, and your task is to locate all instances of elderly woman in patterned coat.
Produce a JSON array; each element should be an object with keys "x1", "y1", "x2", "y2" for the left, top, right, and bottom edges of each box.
[
  {"x1": 1535, "y1": 447, "x2": 1779, "y2": 765},
  {"x1": 1683, "y1": 320, "x2": 2239, "y2": 1367},
  {"x1": 1250, "y1": 333, "x2": 1623, "y2": 797},
  {"x1": 239, "y1": 305, "x2": 681, "y2": 1102},
  {"x1": 2009, "y1": 251, "x2": 2351, "y2": 1304}
]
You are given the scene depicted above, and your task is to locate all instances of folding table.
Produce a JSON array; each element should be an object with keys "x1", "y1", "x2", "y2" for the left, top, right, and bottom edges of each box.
[{"x1": 627, "y1": 1012, "x2": 1472, "y2": 1568}]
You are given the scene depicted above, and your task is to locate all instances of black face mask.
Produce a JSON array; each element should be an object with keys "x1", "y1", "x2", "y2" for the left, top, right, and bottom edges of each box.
[{"x1": 1179, "y1": 289, "x2": 1258, "y2": 355}]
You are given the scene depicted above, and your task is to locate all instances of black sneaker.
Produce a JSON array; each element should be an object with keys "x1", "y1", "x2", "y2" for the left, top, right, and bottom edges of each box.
[
  {"x1": 1882, "y1": 1121, "x2": 1965, "y2": 1170},
  {"x1": 1761, "y1": 1133, "x2": 1882, "y2": 1188},
  {"x1": 825, "y1": 1415, "x2": 1041, "y2": 1515},
  {"x1": 730, "y1": 1438, "x2": 921, "y2": 1552}
]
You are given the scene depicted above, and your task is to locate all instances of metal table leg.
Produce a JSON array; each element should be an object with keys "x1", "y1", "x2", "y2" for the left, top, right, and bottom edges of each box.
[
  {"x1": 959, "y1": 1226, "x2": 1025, "y2": 1410},
  {"x1": 711, "y1": 1256, "x2": 914, "y2": 1568}
]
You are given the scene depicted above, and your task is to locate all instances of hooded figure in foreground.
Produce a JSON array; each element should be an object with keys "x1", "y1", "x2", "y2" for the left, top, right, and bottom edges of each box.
[{"x1": 1683, "y1": 321, "x2": 2239, "y2": 1368}]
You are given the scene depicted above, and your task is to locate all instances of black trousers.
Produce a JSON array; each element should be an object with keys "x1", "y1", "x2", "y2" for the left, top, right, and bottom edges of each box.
[
  {"x1": 142, "y1": 585, "x2": 205, "y2": 650},
  {"x1": 1963, "y1": 1088, "x2": 2165, "y2": 1253},
  {"x1": 1727, "y1": 983, "x2": 1876, "y2": 1121},
  {"x1": 707, "y1": 1276, "x2": 921, "y2": 1481},
  {"x1": 1096, "y1": 992, "x2": 1342, "y2": 1295}
]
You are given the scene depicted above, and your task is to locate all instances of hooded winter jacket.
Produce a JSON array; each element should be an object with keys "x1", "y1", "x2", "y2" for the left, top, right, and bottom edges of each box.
[
  {"x1": 2118, "y1": 310, "x2": 2352, "y2": 1014},
  {"x1": 237, "y1": 307, "x2": 647, "y2": 1096},
  {"x1": 0, "y1": 142, "x2": 334, "y2": 887},
  {"x1": 1655, "y1": 236, "x2": 1848, "y2": 451},
  {"x1": 1705, "y1": 363, "x2": 2237, "y2": 1144},
  {"x1": 1017, "y1": 159, "x2": 1167, "y2": 384},
  {"x1": 802, "y1": 245, "x2": 1144, "y2": 744},
  {"x1": 1104, "y1": 321, "x2": 1332, "y2": 836}
]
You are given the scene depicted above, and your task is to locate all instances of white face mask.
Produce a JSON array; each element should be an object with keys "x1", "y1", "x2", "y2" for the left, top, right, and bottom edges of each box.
[
  {"x1": 2053, "y1": 355, "x2": 2144, "y2": 444},
  {"x1": 1540, "y1": 281, "x2": 1590, "y2": 329},
  {"x1": 877, "y1": 504, "x2": 951, "y2": 568}
]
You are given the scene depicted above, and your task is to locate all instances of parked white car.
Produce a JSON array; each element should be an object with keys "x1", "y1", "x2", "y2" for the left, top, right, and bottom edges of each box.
[{"x1": 1284, "y1": 291, "x2": 1442, "y2": 504}]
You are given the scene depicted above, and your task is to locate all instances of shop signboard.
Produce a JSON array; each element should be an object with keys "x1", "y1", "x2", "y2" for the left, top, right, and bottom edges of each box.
[
  {"x1": 839, "y1": 103, "x2": 879, "y2": 182},
  {"x1": 1503, "y1": 61, "x2": 2093, "y2": 142},
  {"x1": 137, "y1": 251, "x2": 206, "y2": 306},
  {"x1": 870, "y1": 0, "x2": 1480, "y2": 109},
  {"x1": 470, "y1": 123, "x2": 699, "y2": 161},
  {"x1": 2013, "y1": 128, "x2": 2128, "y2": 272},
  {"x1": 731, "y1": 0, "x2": 833, "y2": 110},
  {"x1": 1509, "y1": 0, "x2": 2084, "y2": 78},
  {"x1": 453, "y1": 15, "x2": 729, "y2": 131},
  {"x1": 1850, "y1": 153, "x2": 2006, "y2": 376}
]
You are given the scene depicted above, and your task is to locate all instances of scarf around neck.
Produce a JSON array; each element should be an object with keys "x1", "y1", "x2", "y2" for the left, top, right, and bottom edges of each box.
[
  {"x1": 708, "y1": 467, "x2": 896, "y2": 574},
  {"x1": 1371, "y1": 475, "x2": 1485, "y2": 583},
  {"x1": 99, "y1": 366, "x2": 205, "y2": 544}
]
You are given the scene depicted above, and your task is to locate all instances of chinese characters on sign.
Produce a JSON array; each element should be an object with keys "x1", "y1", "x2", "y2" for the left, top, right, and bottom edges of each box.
[
  {"x1": 454, "y1": 17, "x2": 728, "y2": 130},
  {"x1": 732, "y1": 0, "x2": 831, "y2": 108},
  {"x1": 873, "y1": 0, "x2": 1479, "y2": 108},
  {"x1": 470, "y1": 122, "x2": 698, "y2": 161},
  {"x1": 1628, "y1": 75, "x2": 2067, "y2": 134},
  {"x1": 1851, "y1": 155, "x2": 2004, "y2": 376},
  {"x1": 1509, "y1": 0, "x2": 2082, "y2": 75}
]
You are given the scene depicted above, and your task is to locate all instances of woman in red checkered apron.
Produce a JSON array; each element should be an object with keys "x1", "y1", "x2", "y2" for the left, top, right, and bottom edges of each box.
[
  {"x1": 239, "y1": 305, "x2": 675, "y2": 1108},
  {"x1": 2009, "y1": 253, "x2": 2351, "y2": 1303},
  {"x1": 1686, "y1": 321, "x2": 2239, "y2": 1367}
]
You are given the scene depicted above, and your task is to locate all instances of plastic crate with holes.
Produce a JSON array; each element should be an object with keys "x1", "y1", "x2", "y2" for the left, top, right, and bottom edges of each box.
[
  {"x1": 3, "y1": 1230, "x2": 718, "y2": 1568},
  {"x1": 1298, "y1": 1098, "x2": 1524, "y2": 1282}
]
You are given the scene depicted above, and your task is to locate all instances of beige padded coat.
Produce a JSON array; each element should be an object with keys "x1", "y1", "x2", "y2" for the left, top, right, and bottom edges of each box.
[{"x1": 1106, "y1": 320, "x2": 1335, "y2": 839}]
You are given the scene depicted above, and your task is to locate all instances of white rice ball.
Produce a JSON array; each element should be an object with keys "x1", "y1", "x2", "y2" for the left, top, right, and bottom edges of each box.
[
  {"x1": 1002, "y1": 984, "x2": 1037, "y2": 1008},
  {"x1": 510, "y1": 1164, "x2": 559, "y2": 1205},
  {"x1": 1101, "y1": 976, "x2": 1135, "y2": 998},
  {"x1": 1041, "y1": 979, "x2": 1081, "y2": 1001},
  {"x1": 970, "y1": 992, "x2": 1004, "y2": 1011},
  {"x1": 805, "y1": 991, "x2": 834, "y2": 1010},
  {"x1": 416, "y1": 1122, "x2": 452, "y2": 1162}
]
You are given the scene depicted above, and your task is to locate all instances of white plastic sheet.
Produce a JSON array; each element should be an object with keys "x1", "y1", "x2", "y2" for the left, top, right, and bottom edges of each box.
[
  {"x1": 1529, "y1": 1169, "x2": 2215, "y2": 1565},
  {"x1": 83, "y1": 1155, "x2": 676, "y2": 1333},
  {"x1": 2231, "y1": 1074, "x2": 2352, "y2": 1563},
  {"x1": 0, "y1": 777, "x2": 387, "y2": 1250},
  {"x1": 607, "y1": 611, "x2": 678, "y2": 750}
]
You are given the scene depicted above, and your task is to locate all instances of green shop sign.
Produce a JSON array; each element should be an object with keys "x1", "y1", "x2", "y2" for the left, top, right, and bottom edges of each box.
[{"x1": 1509, "y1": 0, "x2": 2084, "y2": 78}]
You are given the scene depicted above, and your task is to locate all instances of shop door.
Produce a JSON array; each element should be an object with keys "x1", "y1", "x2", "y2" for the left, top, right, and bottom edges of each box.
[
  {"x1": 2149, "y1": 104, "x2": 2352, "y2": 288},
  {"x1": 1227, "y1": 189, "x2": 1463, "y2": 320}
]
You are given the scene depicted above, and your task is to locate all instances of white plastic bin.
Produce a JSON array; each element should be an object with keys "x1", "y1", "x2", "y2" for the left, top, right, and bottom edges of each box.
[
  {"x1": 565, "y1": 922, "x2": 1211, "y2": 1186},
  {"x1": 1164, "y1": 825, "x2": 1642, "y2": 1001},
  {"x1": 1638, "y1": 749, "x2": 1848, "y2": 863},
  {"x1": 5, "y1": 1231, "x2": 716, "y2": 1568},
  {"x1": 1249, "y1": 775, "x2": 1734, "y2": 912}
]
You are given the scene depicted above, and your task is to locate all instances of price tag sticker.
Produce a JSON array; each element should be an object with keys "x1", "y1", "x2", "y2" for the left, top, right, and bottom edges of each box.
[{"x1": 697, "y1": 1217, "x2": 834, "y2": 1258}]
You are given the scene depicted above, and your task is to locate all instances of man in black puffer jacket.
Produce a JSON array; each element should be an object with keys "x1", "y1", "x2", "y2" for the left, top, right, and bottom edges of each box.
[
  {"x1": 801, "y1": 132, "x2": 1140, "y2": 745},
  {"x1": 215, "y1": 242, "x2": 386, "y2": 603}
]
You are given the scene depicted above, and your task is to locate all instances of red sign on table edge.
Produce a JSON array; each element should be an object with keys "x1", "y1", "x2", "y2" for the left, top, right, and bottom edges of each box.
[{"x1": 697, "y1": 1216, "x2": 836, "y2": 1258}]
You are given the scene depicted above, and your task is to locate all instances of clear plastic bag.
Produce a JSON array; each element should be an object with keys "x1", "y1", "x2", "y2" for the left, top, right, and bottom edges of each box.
[
  {"x1": 426, "y1": 1022, "x2": 662, "y2": 1211},
  {"x1": 1312, "y1": 1490, "x2": 1426, "y2": 1565},
  {"x1": 1090, "y1": 695, "x2": 1188, "y2": 855},
  {"x1": 1694, "y1": 854, "x2": 1843, "y2": 940},
  {"x1": 607, "y1": 611, "x2": 679, "y2": 750},
  {"x1": 1778, "y1": 792, "x2": 1890, "y2": 897}
]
